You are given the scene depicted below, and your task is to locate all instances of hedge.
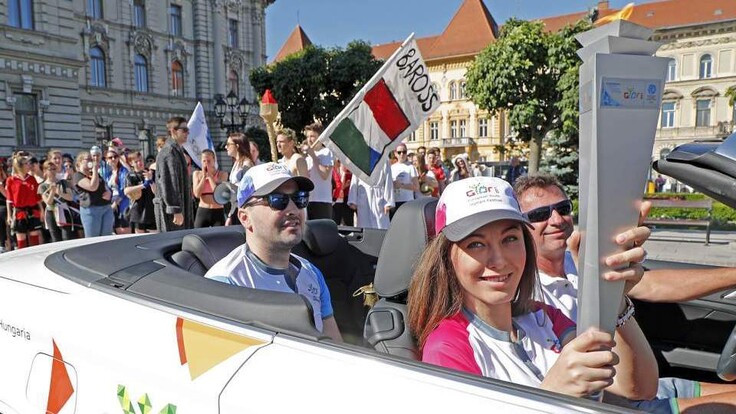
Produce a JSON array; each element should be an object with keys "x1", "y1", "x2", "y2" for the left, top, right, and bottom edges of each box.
[{"x1": 571, "y1": 193, "x2": 736, "y2": 229}]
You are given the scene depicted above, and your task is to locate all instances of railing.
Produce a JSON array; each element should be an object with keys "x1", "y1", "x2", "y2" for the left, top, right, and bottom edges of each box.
[
  {"x1": 442, "y1": 137, "x2": 475, "y2": 146},
  {"x1": 657, "y1": 122, "x2": 734, "y2": 139}
]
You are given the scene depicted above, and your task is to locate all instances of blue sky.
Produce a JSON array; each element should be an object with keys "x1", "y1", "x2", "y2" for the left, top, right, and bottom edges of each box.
[{"x1": 265, "y1": 0, "x2": 638, "y2": 58}]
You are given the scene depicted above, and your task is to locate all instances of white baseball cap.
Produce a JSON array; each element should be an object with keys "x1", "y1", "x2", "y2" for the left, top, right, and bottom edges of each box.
[
  {"x1": 237, "y1": 162, "x2": 314, "y2": 207},
  {"x1": 435, "y1": 176, "x2": 529, "y2": 242}
]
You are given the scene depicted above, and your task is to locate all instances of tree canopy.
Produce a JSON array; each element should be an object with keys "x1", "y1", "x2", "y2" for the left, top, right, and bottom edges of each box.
[
  {"x1": 250, "y1": 40, "x2": 382, "y2": 136},
  {"x1": 466, "y1": 18, "x2": 590, "y2": 175}
]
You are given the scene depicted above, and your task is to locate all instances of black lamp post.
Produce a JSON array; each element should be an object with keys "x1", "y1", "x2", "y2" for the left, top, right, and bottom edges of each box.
[{"x1": 214, "y1": 91, "x2": 253, "y2": 135}]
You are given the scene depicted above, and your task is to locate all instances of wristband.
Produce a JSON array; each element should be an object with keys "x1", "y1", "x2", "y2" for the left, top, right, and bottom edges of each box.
[{"x1": 616, "y1": 295, "x2": 635, "y2": 328}]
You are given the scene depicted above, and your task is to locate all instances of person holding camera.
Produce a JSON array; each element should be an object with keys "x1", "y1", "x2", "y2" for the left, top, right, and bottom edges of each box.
[
  {"x1": 103, "y1": 148, "x2": 130, "y2": 235},
  {"x1": 124, "y1": 151, "x2": 157, "y2": 234},
  {"x1": 74, "y1": 151, "x2": 113, "y2": 238},
  {"x1": 38, "y1": 160, "x2": 77, "y2": 242}
]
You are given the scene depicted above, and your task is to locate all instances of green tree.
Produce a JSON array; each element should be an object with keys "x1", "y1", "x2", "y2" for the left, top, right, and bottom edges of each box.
[
  {"x1": 466, "y1": 19, "x2": 560, "y2": 173},
  {"x1": 541, "y1": 19, "x2": 593, "y2": 198},
  {"x1": 726, "y1": 85, "x2": 736, "y2": 107},
  {"x1": 249, "y1": 40, "x2": 382, "y2": 136}
]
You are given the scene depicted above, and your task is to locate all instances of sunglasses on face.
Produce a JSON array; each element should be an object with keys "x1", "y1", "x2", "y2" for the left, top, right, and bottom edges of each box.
[
  {"x1": 523, "y1": 199, "x2": 573, "y2": 223},
  {"x1": 247, "y1": 191, "x2": 310, "y2": 210},
  {"x1": 396, "y1": 150, "x2": 407, "y2": 154}
]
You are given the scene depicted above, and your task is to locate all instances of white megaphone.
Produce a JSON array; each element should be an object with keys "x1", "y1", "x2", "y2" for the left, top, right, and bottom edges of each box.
[{"x1": 213, "y1": 182, "x2": 238, "y2": 217}]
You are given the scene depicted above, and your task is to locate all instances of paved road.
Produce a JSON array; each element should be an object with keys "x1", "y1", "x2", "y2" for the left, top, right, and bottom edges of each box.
[{"x1": 646, "y1": 228, "x2": 736, "y2": 267}]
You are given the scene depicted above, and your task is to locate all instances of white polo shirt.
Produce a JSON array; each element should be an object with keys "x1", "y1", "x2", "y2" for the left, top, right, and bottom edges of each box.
[{"x1": 536, "y1": 251, "x2": 579, "y2": 322}]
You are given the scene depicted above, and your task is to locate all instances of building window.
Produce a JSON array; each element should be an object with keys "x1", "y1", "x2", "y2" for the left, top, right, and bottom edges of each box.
[
  {"x1": 8, "y1": 0, "x2": 33, "y2": 29},
  {"x1": 450, "y1": 120, "x2": 458, "y2": 138},
  {"x1": 229, "y1": 19, "x2": 239, "y2": 48},
  {"x1": 478, "y1": 118, "x2": 488, "y2": 137},
  {"x1": 459, "y1": 119, "x2": 466, "y2": 137},
  {"x1": 459, "y1": 81, "x2": 466, "y2": 99},
  {"x1": 14, "y1": 93, "x2": 39, "y2": 146},
  {"x1": 134, "y1": 54, "x2": 149, "y2": 93},
  {"x1": 228, "y1": 70, "x2": 239, "y2": 96},
  {"x1": 661, "y1": 102, "x2": 675, "y2": 128},
  {"x1": 89, "y1": 46, "x2": 107, "y2": 87},
  {"x1": 449, "y1": 82, "x2": 457, "y2": 100},
  {"x1": 133, "y1": 0, "x2": 146, "y2": 28},
  {"x1": 699, "y1": 54, "x2": 713, "y2": 79},
  {"x1": 430, "y1": 121, "x2": 439, "y2": 140},
  {"x1": 169, "y1": 4, "x2": 182, "y2": 37},
  {"x1": 408, "y1": 131, "x2": 416, "y2": 142},
  {"x1": 87, "y1": 0, "x2": 103, "y2": 19},
  {"x1": 171, "y1": 60, "x2": 184, "y2": 96},
  {"x1": 696, "y1": 99, "x2": 711, "y2": 127},
  {"x1": 666, "y1": 60, "x2": 677, "y2": 82}
]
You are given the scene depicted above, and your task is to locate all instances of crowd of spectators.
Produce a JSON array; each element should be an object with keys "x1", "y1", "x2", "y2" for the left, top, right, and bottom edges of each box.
[{"x1": 0, "y1": 115, "x2": 529, "y2": 251}]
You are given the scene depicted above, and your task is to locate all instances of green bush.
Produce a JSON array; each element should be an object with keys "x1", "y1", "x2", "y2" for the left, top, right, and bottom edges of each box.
[{"x1": 571, "y1": 193, "x2": 736, "y2": 229}]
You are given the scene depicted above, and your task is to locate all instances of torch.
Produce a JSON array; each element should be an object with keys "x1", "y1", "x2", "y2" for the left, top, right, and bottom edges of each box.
[{"x1": 259, "y1": 89, "x2": 279, "y2": 162}]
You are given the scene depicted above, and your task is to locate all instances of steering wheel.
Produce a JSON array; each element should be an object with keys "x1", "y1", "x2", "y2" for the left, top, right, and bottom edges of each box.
[{"x1": 717, "y1": 323, "x2": 736, "y2": 381}]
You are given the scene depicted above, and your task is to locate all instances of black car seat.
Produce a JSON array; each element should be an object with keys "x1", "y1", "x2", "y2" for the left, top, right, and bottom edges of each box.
[
  {"x1": 293, "y1": 219, "x2": 377, "y2": 345},
  {"x1": 363, "y1": 197, "x2": 437, "y2": 359},
  {"x1": 170, "y1": 229, "x2": 246, "y2": 276}
]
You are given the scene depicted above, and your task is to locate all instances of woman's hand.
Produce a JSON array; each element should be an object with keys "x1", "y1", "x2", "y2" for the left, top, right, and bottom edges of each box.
[{"x1": 541, "y1": 328, "x2": 619, "y2": 397}]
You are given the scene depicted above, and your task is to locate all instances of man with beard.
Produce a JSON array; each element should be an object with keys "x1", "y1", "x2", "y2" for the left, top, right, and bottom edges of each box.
[{"x1": 205, "y1": 162, "x2": 342, "y2": 342}]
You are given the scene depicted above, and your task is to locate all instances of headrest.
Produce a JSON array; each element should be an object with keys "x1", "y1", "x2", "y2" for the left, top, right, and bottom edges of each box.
[
  {"x1": 182, "y1": 230, "x2": 246, "y2": 269},
  {"x1": 302, "y1": 219, "x2": 339, "y2": 257},
  {"x1": 374, "y1": 198, "x2": 437, "y2": 298}
]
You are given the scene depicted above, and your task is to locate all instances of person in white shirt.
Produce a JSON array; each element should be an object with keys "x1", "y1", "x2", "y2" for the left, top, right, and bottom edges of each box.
[
  {"x1": 348, "y1": 162, "x2": 394, "y2": 230},
  {"x1": 205, "y1": 162, "x2": 342, "y2": 342},
  {"x1": 302, "y1": 123, "x2": 334, "y2": 220},
  {"x1": 390, "y1": 143, "x2": 418, "y2": 220},
  {"x1": 515, "y1": 173, "x2": 736, "y2": 412}
]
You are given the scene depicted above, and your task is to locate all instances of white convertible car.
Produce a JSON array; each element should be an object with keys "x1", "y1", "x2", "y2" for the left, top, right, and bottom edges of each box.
[{"x1": 5, "y1": 131, "x2": 736, "y2": 414}]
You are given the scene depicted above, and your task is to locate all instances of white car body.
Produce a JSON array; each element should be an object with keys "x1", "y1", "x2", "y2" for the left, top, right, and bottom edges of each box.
[{"x1": 0, "y1": 235, "x2": 631, "y2": 414}]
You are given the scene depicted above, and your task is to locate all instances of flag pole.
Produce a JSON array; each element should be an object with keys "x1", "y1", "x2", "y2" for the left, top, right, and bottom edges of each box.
[{"x1": 316, "y1": 33, "x2": 416, "y2": 148}]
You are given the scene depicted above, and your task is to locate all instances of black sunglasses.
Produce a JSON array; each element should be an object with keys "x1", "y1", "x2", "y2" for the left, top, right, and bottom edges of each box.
[
  {"x1": 523, "y1": 199, "x2": 573, "y2": 223},
  {"x1": 247, "y1": 191, "x2": 310, "y2": 210}
]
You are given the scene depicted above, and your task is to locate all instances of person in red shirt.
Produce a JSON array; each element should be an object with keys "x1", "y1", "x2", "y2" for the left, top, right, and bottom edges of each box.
[
  {"x1": 331, "y1": 159, "x2": 353, "y2": 226},
  {"x1": 5, "y1": 152, "x2": 43, "y2": 248},
  {"x1": 426, "y1": 152, "x2": 446, "y2": 197}
]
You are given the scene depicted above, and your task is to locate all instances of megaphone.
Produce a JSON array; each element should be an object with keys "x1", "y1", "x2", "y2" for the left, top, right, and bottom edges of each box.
[{"x1": 213, "y1": 183, "x2": 239, "y2": 218}]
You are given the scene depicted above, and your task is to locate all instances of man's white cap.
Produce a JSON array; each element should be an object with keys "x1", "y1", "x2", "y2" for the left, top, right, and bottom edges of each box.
[
  {"x1": 435, "y1": 176, "x2": 529, "y2": 242},
  {"x1": 238, "y1": 162, "x2": 314, "y2": 207}
]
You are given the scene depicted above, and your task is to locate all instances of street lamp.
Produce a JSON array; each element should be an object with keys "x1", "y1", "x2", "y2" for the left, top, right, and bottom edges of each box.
[{"x1": 214, "y1": 91, "x2": 253, "y2": 134}]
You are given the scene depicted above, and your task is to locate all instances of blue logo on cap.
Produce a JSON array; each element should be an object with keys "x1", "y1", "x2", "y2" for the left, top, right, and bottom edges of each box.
[
  {"x1": 648, "y1": 84, "x2": 657, "y2": 94},
  {"x1": 237, "y1": 175, "x2": 255, "y2": 207}
]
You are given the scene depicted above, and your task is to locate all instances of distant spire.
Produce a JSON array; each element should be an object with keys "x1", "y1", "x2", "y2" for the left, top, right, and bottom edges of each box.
[{"x1": 272, "y1": 25, "x2": 313, "y2": 63}]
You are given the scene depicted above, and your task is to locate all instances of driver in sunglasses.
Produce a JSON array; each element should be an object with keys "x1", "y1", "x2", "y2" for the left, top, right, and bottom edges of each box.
[
  {"x1": 205, "y1": 162, "x2": 343, "y2": 342},
  {"x1": 516, "y1": 173, "x2": 736, "y2": 410}
]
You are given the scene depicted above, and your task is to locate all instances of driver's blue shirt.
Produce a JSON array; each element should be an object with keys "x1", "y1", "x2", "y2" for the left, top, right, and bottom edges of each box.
[{"x1": 205, "y1": 244, "x2": 333, "y2": 332}]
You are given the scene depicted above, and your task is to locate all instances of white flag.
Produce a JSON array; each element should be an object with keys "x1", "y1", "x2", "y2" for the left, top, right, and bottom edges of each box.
[
  {"x1": 319, "y1": 34, "x2": 439, "y2": 185},
  {"x1": 185, "y1": 102, "x2": 215, "y2": 169}
]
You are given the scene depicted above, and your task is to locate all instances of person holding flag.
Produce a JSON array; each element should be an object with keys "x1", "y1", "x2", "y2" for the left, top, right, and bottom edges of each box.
[{"x1": 317, "y1": 34, "x2": 440, "y2": 188}]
